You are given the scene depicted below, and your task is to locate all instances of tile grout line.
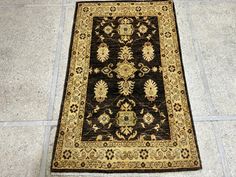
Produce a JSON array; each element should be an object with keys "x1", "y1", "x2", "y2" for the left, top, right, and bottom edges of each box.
[
  {"x1": 39, "y1": 0, "x2": 66, "y2": 176},
  {"x1": 0, "y1": 3, "x2": 75, "y2": 8},
  {"x1": 40, "y1": 126, "x2": 52, "y2": 177},
  {"x1": 185, "y1": 2, "x2": 231, "y2": 177},
  {"x1": 0, "y1": 0, "x2": 235, "y2": 8},
  {"x1": 211, "y1": 115, "x2": 232, "y2": 176},
  {"x1": 185, "y1": 2, "x2": 218, "y2": 115},
  {"x1": 193, "y1": 115, "x2": 236, "y2": 122},
  {"x1": 212, "y1": 123, "x2": 232, "y2": 177},
  {"x1": 46, "y1": 1, "x2": 66, "y2": 124},
  {"x1": 0, "y1": 120, "x2": 58, "y2": 127}
]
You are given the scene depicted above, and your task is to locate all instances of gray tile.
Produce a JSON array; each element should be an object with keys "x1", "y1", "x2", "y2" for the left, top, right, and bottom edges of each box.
[
  {"x1": 0, "y1": 6, "x2": 61, "y2": 121},
  {"x1": 47, "y1": 122, "x2": 223, "y2": 177},
  {"x1": 187, "y1": 1, "x2": 236, "y2": 115},
  {"x1": 174, "y1": 2, "x2": 213, "y2": 117},
  {"x1": 46, "y1": 126, "x2": 57, "y2": 177},
  {"x1": 0, "y1": 126, "x2": 44, "y2": 177},
  {"x1": 0, "y1": 0, "x2": 63, "y2": 5},
  {"x1": 217, "y1": 121, "x2": 236, "y2": 177},
  {"x1": 65, "y1": 0, "x2": 109, "y2": 4},
  {"x1": 53, "y1": 6, "x2": 75, "y2": 121}
]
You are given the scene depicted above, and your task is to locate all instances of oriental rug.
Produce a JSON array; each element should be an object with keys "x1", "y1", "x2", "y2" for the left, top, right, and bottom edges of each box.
[{"x1": 51, "y1": 0, "x2": 201, "y2": 173}]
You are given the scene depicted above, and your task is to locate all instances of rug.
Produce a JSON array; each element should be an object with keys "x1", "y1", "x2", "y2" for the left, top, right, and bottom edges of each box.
[{"x1": 51, "y1": 0, "x2": 201, "y2": 173}]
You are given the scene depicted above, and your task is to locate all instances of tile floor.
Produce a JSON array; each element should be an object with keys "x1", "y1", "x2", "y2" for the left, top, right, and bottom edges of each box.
[{"x1": 0, "y1": 0, "x2": 235, "y2": 177}]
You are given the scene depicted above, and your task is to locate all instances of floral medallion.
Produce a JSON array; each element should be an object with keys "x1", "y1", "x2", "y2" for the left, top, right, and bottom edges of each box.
[{"x1": 114, "y1": 61, "x2": 137, "y2": 80}]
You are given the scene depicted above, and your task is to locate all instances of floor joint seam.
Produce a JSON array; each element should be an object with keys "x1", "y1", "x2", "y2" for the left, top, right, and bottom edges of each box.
[
  {"x1": 0, "y1": 4, "x2": 74, "y2": 8},
  {"x1": 0, "y1": 0, "x2": 235, "y2": 8},
  {"x1": 40, "y1": 126, "x2": 52, "y2": 177},
  {"x1": 46, "y1": 3, "x2": 66, "y2": 124},
  {"x1": 185, "y1": 2, "x2": 218, "y2": 115},
  {"x1": 0, "y1": 121, "x2": 57, "y2": 127},
  {"x1": 39, "y1": 0, "x2": 66, "y2": 176},
  {"x1": 212, "y1": 123, "x2": 232, "y2": 177}
]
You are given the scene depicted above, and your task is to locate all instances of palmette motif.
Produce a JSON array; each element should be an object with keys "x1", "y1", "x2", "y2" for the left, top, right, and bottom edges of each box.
[
  {"x1": 118, "y1": 46, "x2": 134, "y2": 60},
  {"x1": 52, "y1": 0, "x2": 201, "y2": 172},
  {"x1": 94, "y1": 80, "x2": 108, "y2": 103},
  {"x1": 144, "y1": 79, "x2": 158, "y2": 102},
  {"x1": 97, "y1": 43, "x2": 109, "y2": 62},
  {"x1": 142, "y1": 42, "x2": 155, "y2": 62},
  {"x1": 118, "y1": 80, "x2": 135, "y2": 96}
]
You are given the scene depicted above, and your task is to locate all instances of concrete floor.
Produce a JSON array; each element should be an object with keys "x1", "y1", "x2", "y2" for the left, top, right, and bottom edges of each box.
[{"x1": 0, "y1": 0, "x2": 235, "y2": 177}]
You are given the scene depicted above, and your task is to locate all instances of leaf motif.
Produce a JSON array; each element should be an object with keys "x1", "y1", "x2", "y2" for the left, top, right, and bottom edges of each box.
[
  {"x1": 160, "y1": 119, "x2": 165, "y2": 125},
  {"x1": 160, "y1": 112, "x2": 166, "y2": 118},
  {"x1": 128, "y1": 99, "x2": 136, "y2": 107},
  {"x1": 87, "y1": 113, "x2": 92, "y2": 118},
  {"x1": 116, "y1": 131, "x2": 125, "y2": 140},
  {"x1": 120, "y1": 126, "x2": 133, "y2": 135},
  {"x1": 99, "y1": 35, "x2": 105, "y2": 41},
  {"x1": 107, "y1": 123, "x2": 112, "y2": 129},
  {"x1": 127, "y1": 39, "x2": 133, "y2": 44},
  {"x1": 94, "y1": 105, "x2": 100, "y2": 113},
  {"x1": 87, "y1": 119, "x2": 92, "y2": 126},
  {"x1": 128, "y1": 131, "x2": 137, "y2": 140},
  {"x1": 151, "y1": 24, "x2": 156, "y2": 28},
  {"x1": 140, "y1": 108, "x2": 144, "y2": 114},
  {"x1": 118, "y1": 46, "x2": 134, "y2": 60},
  {"x1": 116, "y1": 98, "x2": 125, "y2": 107},
  {"x1": 118, "y1": 81, "x2": 135, "y2": 96},
  {"x1": 108, "y1": 109, "x2": 113, "y2": 115},
  {"x1": 137, "y1": 32, "x2": 141, "y2": 37},
  {"x1": 120, "y1": 102, "x2": 132, "y2": 111},
  {"x1": 118, "y1": 39, "x2": 123, "y2": 44},
  {"x1": 146, "y1": 35, "x2": 151, "y2": 40},
  {"x1": 152, "y1": 104, "x2": 159, "y2": 112},
  {"x1": 92, "y1": 124, "x2": 99, "y2": 132},
  {"x1": 140, "y1": 122, "x2": 145, "y2": 128},
  {"x1": 154, "y1": 124, "x2": 160, "y2": 131}
]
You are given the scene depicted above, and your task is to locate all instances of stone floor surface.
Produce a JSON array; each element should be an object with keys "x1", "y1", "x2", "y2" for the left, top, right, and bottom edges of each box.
[{"x1": 0, "y1": 0, "x2": 235, "y2": 177}]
